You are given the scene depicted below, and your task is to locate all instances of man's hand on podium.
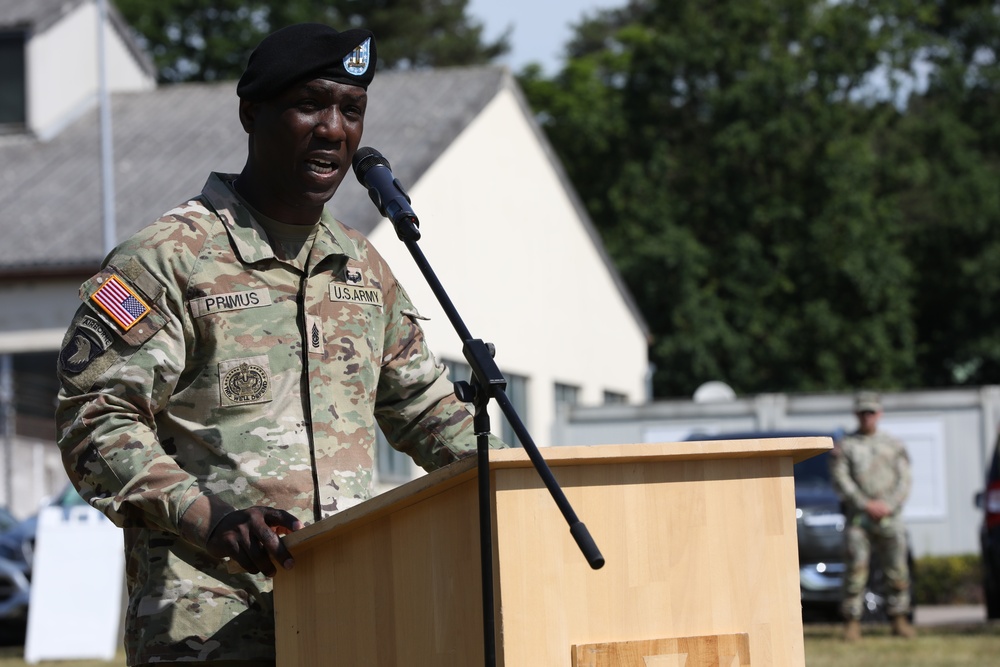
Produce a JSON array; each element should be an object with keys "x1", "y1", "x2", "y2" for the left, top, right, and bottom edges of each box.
[{"x1": 207, "y1": 506, "x2": 304, "y2": 576}]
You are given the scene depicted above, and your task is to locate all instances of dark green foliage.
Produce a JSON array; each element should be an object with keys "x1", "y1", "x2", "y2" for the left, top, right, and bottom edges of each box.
[
  {"x1": 520, "y1": 0, "x2": 1000, "y2": 397},
  {"x1": 913, "y1": 554, "x2": 984, "y2": 605},
  {"x1": 114, "y1": 0, "x2": 509, "y2": 83}
]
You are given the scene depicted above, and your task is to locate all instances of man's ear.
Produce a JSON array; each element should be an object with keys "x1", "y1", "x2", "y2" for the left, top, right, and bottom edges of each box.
[{"x1": 239, "y1": 99, "x2": 256, "y2": 134}]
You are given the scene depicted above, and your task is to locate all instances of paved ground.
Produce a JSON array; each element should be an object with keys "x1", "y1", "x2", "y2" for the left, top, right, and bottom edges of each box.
[{"x1": 914, "y1": 604, "x2": 987, "y2": 626}]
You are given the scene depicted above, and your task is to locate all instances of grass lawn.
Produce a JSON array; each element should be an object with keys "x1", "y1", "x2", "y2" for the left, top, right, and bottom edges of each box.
[
  {"x1": 0, "y1": 622, "x2": 995, "y2": 666},
  {"x1": 804, "y1": 621, "x2": 999, "y2": 666}
]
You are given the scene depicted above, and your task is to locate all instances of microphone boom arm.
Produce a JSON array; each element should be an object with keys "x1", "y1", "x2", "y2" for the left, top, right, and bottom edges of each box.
[{"x1": 351, "y1": 147, "x2": 604, "y2": 667}]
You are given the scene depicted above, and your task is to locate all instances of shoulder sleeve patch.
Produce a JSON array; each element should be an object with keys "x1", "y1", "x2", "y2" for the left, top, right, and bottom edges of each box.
[
  {"x1": 90, "y1": 274, "x2": 151, "y2": 331},
  {"x1": 80, "y1": 260, "x2": 169, "y2": 347},
  {"x1": 60, "y1": 262, "x2": 171, "y2": 392},
  {"x1": 59, "y1": 316, "x2": 112, "y2": 374}
]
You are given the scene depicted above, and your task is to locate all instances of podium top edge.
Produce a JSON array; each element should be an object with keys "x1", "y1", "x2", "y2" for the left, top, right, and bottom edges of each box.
[{"x1": 489, "y1": 437, "x2": 833, "y2": 466}]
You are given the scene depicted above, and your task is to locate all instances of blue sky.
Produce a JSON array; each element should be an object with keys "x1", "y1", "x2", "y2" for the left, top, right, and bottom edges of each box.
[{"x1": 467, "y1": 0, "x2": 624, "y2": 74}]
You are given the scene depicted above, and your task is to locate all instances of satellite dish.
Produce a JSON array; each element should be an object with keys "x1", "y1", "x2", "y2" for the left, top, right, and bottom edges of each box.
[{"x1": 693, "y1": 381, "x2": 736, "y2": 403}]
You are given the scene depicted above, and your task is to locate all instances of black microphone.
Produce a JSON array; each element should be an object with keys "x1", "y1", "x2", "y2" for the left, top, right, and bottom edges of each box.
[{"x1": 352, "y1": 147, "x2": 419, "y2": 235}]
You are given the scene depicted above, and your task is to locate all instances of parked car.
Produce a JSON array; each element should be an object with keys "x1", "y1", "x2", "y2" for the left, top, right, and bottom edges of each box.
[
  {"x1": 0, "y1": 485, "x2": 88, "y2": 641},
  {"x1": 685, "y1": 430, "x2": 914, "y2": 622},
  {"x1": 0, "y1": 508, "x2": 17, "y2": 534},
  {"x1": 975, "y1": 431, "x2": 1000, "y2": 619}
]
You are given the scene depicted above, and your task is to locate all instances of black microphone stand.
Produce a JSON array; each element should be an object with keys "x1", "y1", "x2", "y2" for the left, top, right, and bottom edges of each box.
[{"x1": 382, "y1": 212, "x2": 605, "y2": 667}]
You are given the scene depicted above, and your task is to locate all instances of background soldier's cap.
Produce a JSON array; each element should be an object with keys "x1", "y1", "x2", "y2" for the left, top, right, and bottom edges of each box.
[
  {"x1": 237, "y1": 23, "x2": 376, "y2": 100},
  {"x1": 854, "y1": 391, "x2": 882, "y2": 413}
]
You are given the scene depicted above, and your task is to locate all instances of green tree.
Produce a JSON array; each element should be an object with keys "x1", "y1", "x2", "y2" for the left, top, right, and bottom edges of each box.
[
  {"x1": 521, "y1": 0, "x2": 956, "y2": 397},
  {"x1": 889, "y1": 2, "x2": 1000, "y2": 387},
  {"x1": 115, "y1": 0, "x2": 509, "y2": 83}
]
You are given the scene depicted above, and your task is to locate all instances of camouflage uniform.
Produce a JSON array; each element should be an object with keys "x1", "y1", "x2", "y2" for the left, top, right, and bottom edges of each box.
[
  {"x1": 56, "y1": 173, "x2": 497, "y2": 664},
  {"x1": 829, "y1": 429, "x2": 912, "y2": 620}
]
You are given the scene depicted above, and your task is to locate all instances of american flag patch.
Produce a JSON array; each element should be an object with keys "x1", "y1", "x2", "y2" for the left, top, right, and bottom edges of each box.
[{"x1": 90, "y1": 274, "x2": 151, "y2": 331}]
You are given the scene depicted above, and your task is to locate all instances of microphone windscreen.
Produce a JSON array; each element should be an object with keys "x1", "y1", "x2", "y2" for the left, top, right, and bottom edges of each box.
[{"x1": 352, "y1": 147, "x2": 391, "y2": 184}]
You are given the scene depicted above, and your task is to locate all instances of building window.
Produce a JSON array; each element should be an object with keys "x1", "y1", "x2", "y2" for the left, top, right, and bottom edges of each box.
[
  {"x1": 12, "y1": 352, "x2": 59, "y2": 440},
  {"x1": 375, "y1": 426, "x2": 411, "y2": 484},
  {"x1": 603, "y1": 391, "x2": 628, "y2": 405},
  {"x1": 377, "y1": 359, "x2": 474, "y2": 483},
  {"x1": 442, "y1": 358, "x2": 526, "y2": 448},
  {"x1": 500, "y1": 373, "x2": 527, "y2": 448},
  {"x1": 0, "y1": 31, "x2": 27, "y2": 128},
  {"x1": 554, "y1": 383, "x2": 580, "y2": 413},
  {"x1": 444, "y1": 358, "x2": 472, "y2": 385}
]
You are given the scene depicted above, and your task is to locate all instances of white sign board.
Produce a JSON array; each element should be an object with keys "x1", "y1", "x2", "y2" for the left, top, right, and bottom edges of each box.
[
  {"x1": 24, "y1": 504, "x2": 124, "y2": 663},
  {"x1": 881, "y1": 418, "x2": 948, "y2": 521}
]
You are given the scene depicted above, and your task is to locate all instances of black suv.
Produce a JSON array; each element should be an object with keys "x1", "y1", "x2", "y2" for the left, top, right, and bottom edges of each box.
[
  {"x1": 686, "y1": 430, "x2": 913, "y2": 621},
  {"x1": 975, "y1": 432, "x2": 1000, "y2": 618}
]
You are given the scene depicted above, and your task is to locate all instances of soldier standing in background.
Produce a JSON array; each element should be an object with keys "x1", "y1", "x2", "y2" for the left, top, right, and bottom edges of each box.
[
  {"x1": 55, "y1": 23, "x2": 503, "y2": 667},
  {"x1": 829, "y1": 391, "x2": 916, "y2": 641}
]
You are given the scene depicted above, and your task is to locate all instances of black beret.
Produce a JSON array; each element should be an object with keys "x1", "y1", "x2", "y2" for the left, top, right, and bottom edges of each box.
[{"x1": 237, "y1": 23, "x2": 376, "y2": 100}]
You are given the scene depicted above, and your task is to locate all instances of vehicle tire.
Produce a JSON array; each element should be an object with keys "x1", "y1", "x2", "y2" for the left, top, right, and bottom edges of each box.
[
  {"x1": 0, "y1": 619, "x2": 26, "y2": 647},
  {"x1": 985, "y1": 575, "x2": 1000, "y2": 620}
]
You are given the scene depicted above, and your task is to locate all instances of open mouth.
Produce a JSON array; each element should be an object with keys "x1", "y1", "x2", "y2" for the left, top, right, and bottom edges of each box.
[{"x1": 305, "y1": 158, "x2": 336, "y2": 175}]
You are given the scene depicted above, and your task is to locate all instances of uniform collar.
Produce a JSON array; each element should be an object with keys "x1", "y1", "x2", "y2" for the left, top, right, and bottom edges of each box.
[{"x1": 201, "y1": 172, "x2": 361, "y2": 265}]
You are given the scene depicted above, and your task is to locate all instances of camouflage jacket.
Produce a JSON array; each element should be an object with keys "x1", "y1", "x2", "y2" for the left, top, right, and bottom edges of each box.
[
  {"x1": 55, "y1": 173, "x2": 494, "y2": 664},
  {"x1": 829, "y1": 429, "x2": 911, "y2": 518}
]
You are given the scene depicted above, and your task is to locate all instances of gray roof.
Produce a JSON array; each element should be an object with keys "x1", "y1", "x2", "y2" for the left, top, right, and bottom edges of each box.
[
  {"x1": 0, "y1": 0, "x2": 82, "y2": 31},
  {"x1": 0, "y1": 0, "x2": 156, "y2": 77},
  {"x1": 0, "y1": 66, "x2": 507, "y2": 272}
]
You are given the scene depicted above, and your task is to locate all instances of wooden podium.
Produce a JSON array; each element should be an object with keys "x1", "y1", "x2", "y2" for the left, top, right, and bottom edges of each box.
[{"x1": 273, "y1": 437, "x2": 832, "y2": 666}]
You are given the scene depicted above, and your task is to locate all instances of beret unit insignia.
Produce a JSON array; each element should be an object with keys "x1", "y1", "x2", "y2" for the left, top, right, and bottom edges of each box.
[{"x1": 344, "y1": 38, "x2": 371, "y2": 76}]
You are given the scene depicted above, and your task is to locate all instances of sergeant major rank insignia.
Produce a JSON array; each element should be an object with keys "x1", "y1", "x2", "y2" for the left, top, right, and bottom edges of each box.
[{"x1": 306, "y1": 315, "x2": 324, "y2": 355}]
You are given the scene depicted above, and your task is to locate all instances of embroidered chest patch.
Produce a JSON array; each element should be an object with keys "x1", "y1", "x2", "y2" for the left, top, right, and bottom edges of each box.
[
  {"x1": 329, "y1": 283, "x2": 383, "y2": 307},
  {"x1": 218, "y1": 356, "x2": 272, "y2": 406},
  {"x1": 190, "y1": 289, "x2": 272, "y2": 318}
]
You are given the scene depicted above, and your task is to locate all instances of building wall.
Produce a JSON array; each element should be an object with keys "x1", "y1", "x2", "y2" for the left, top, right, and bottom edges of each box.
[
  {"x1": 27, "y1": 0, "x2": 154, "y2": 140},
  {"x1": 0, "y1": 436, "x2": 66, "y2": 518},
  {"x1": 366, "y1": 86, "x2": 650, "y2": 458},
  {"x1": 0, "y1": 279, "x2": 82, "y2": 353},
  {"x1": 552, "y1": 386, "x2": 1000, "y2": 558}
]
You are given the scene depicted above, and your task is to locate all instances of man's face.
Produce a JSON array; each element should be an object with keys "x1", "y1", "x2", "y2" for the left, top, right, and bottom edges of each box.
[
  {"x1": 856, "y1": 410, "x2": 880, "y2": 435},
  {"x1": 240, "y1": 78, "x2": 366, "y2": 221}
]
